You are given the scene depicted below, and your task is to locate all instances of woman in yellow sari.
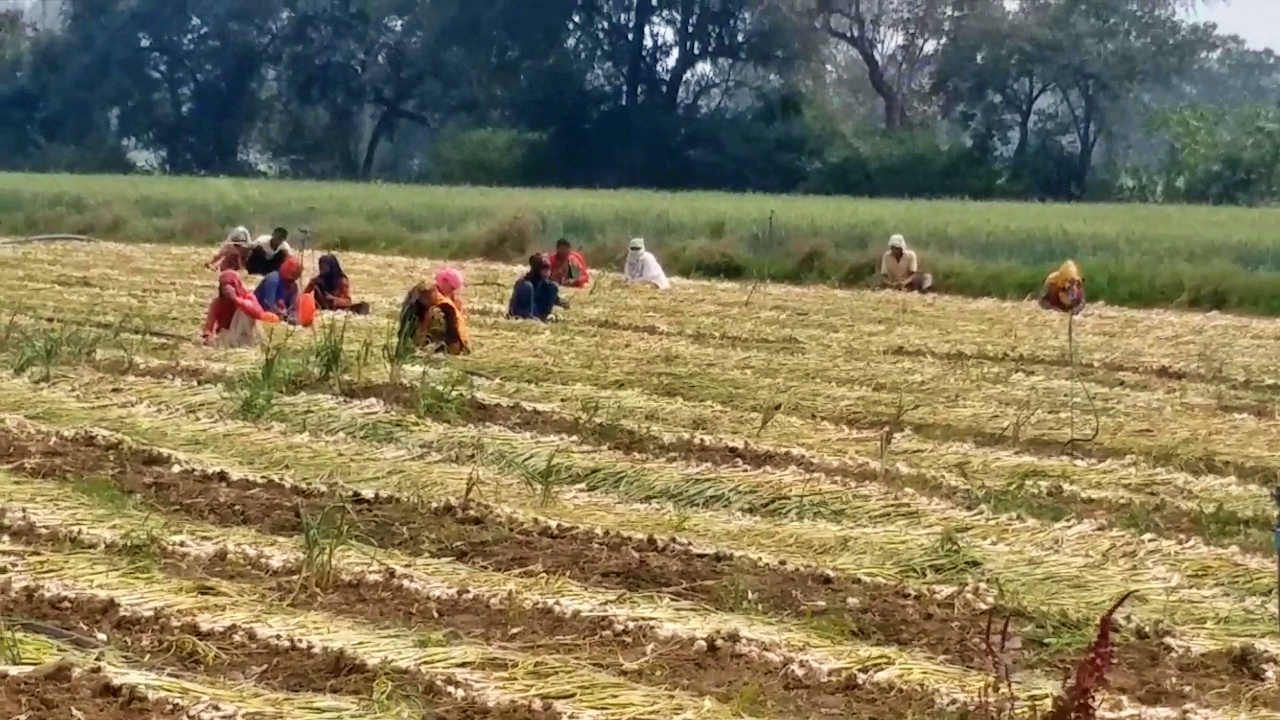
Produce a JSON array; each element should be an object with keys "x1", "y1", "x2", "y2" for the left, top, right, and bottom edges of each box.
[{"x1": 1038, "y1": 260, "x2": 1086, "y2": 315}]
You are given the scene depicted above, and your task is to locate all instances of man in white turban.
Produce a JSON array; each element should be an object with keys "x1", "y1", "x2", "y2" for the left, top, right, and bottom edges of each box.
[
  {"x1": 879, "y1": 234, "x2": 932, "y2": 292},
  {"x1": 622, "y1": 238, "x2": 670, "y2": 290}
]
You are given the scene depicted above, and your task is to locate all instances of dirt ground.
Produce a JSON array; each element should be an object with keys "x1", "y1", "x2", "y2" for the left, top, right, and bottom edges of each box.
[{"x1": 0, "y1": 424, "x2": 1276, "y2": 712}]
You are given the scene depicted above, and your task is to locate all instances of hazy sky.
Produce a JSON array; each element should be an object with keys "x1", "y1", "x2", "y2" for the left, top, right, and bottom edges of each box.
[{"x1": 1193, "y1": 0, "x2": 1280, "y2": 51}]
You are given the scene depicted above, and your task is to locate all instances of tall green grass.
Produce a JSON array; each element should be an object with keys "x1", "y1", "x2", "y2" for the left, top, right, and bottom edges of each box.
[{"x1": 3, "y1": 172, "x2": 1280, "y2": 313}]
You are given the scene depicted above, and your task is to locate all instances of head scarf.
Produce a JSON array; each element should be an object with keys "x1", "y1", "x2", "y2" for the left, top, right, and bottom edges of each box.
[
  {"x1": 435, "y1": 267, "x2": 465, "y2": 299},
  {"x1": 280, "y1": 255, "x2": 303, "y2": 282},
  {"x1": 226, "y1": 227, "x2": 251, "y2": 245},
  {"x1": 629, "y1": 238, "x2": 645, "y2": 253},
  {"x1": 219, "y1": 270, "x2": 246, "y2": 294},
  {"x1": 316, "y1": 254, "x2": 345, "y2": 294},
  {"x1": 888, "y1": 234, "x2": 906, "y2": 251},
  {"x1": 1046, "y1": 260, "x2": 1081, "y2": 289}
]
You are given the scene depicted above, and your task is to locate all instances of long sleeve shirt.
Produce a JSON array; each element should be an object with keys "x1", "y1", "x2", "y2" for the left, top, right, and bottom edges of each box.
[{"x1": 254, "y1": 271, "x2": 299, "y2": 318}]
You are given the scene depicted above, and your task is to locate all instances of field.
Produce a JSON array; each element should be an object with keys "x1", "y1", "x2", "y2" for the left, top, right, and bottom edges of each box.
[
  {"x1": 7, "y1": 172, "x2": 1280, "y2": 313},
  {"x1": 1, "y1": 238, "x2": 1279, "y2": 720}
]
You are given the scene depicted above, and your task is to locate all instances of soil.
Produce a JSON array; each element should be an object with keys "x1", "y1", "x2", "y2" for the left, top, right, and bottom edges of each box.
[
  {"x1": 0, "y1": 661, "x2": 185, "y2": 720},
  {"x1": 81, "y1": 355, "x2": 1269, "y2": 553},
  {"x1": 2, "y1": 425, "x2": 1277, "y2": 711},
  {"x1": 0, "y1": 582, "x2": 555, "y2": 720},
  {"x1": 0, "y1": 522, "x2": 943, "y2": 720}
]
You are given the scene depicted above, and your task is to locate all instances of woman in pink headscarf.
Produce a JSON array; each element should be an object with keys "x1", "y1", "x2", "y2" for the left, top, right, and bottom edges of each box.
[
  {"x1": 201, "y1": 271, "x2": 280, "y2": 347},
  {"x1": 396, "y1": 267, "x2": 470, "y2": 356}
]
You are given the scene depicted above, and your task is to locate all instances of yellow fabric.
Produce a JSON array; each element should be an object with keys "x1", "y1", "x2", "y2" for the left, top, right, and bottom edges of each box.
[
  {"x1": 431, "y1": 294, "x2": 470, "y2": 354},
  {"x1": 1044, "y1": 260, "x2": 1081, "y2": 290},
  {"x1": 411, "y1": 286, "x2": 469, "y2": 355}
]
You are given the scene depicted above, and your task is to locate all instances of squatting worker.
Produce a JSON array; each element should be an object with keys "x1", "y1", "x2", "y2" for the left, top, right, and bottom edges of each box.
[
  {"x1": 1039, "y1": 260, "x2": 1086, "y2": 315},
  {"x1": 879, "y1": 234, "x2": 933, "y2": 293},
  {"x1": 304, "y1": 253, "x2": 371, "y2": 314},
  {"x1": 397, "y1": 267, "x2": 470, "y2": 356},
  {"x1": 201, "y1": 271, "x2": 279, "y2": 347},
  {"x1": 208, "y1": 226, "x2": 251, "y2": 272},
  {"x1": 244, "y1": 227, "x2": 292, "y2": 276},
  {"x1": 253, "y1": 255, "x2": 304, "y2": 323},
  {"x1": 622, "y1": 238, "x2": 670, "y2": 290},
  {"x1": 509, "y1": 253, "x2": 568, "y2": 321},
  {"x1": 548, "y1": 238, "x2": 590, "y2": 288}
]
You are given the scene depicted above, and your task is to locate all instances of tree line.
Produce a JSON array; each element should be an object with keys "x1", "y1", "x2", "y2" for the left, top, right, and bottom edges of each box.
[{"x1": 3, "y1": 0, "x2": 1279, "y2": 204}]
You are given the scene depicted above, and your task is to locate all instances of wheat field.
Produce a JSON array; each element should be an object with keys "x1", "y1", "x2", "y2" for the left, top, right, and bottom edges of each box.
[{"x1": 0, "y1": 240, "x2": 1278, "y2": 720}]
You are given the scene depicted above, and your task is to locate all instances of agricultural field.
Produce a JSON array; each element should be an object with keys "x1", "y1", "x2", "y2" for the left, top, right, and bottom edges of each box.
[
  {"x1": 1, "y1": 239, "x2": 1279, "y2": 719},
  {"x1": 6, "y1": 172, "x2": 1280, "y2": 313}
]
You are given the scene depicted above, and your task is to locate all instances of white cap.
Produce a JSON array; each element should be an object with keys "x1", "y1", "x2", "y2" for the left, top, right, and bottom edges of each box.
[
  {"x1": 629, "y1": 237, "x2": 645, "y2": 251},
  {"x1": 888, "y1": 234, "x2": 906, "y2": 250}
]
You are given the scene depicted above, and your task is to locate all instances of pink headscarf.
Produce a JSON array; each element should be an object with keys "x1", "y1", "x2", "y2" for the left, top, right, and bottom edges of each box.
[{"x1": 435, "y1": 267, "x2": 464, "y2": 300}]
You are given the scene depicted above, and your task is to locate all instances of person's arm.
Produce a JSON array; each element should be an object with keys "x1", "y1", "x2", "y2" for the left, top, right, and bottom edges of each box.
[
  {"x1": 329, "y1": 278, "x2": 353, "y2": 309},
  {"x1": 902, "y1": 252, "x2": 919, "y2": 285},
  {"x1": 200, "y1": 298, "x2": 222, "y2": 339},
  {"x1": 437, "y1": 302, "x2": 462, "y2": 350}
]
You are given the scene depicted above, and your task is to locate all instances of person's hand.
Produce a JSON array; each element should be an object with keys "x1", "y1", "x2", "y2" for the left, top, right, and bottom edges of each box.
[{"x1": 261, "y1": 312, "x2": 280, "y2": 324}]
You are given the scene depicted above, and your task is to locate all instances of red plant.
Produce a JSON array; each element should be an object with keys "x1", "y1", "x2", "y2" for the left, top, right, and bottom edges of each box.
[{"x1": 1047, "y1": 590, "x2": 1139, "y2": 720}]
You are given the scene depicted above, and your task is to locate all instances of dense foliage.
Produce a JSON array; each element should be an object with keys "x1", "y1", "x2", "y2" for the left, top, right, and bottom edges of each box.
[{"x1": 1, "y1": 0, "x2": 1278, "y2": 203}]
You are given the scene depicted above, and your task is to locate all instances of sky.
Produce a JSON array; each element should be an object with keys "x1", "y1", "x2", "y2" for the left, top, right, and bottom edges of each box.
[{"x1": 1192, "y1": 0, "x2": 1280, "y2": 51}]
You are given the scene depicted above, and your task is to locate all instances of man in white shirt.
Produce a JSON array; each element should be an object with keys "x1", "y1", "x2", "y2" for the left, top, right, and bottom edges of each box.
[
  {"x1": 879, "y1": 234, "x2": 932, "y2": 292},
  {"x1": 244, "y1": 227, "x2": 292, "y2": 276}
]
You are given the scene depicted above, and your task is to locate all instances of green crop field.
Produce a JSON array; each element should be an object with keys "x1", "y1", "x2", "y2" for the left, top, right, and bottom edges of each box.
[{"x1": 3, "y1": 172, "x2": 1280, "y2": 313}]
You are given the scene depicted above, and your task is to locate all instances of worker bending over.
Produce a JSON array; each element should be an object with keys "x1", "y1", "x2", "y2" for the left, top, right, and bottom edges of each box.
[
  {"x1": 509, "y1": 254, "x2": 568, "y2": 321},
  {"x1": 548, "y1": 239, "x2": 590, "y2": 288},
  {"x1": 622, "y1": 238, "x2": 670, "y2": 290},
  {"x1": 304, "y1": 254, "x2": 370, "y2": 314},
  {"x1": 201, "y1": 271, "x2": 279, "y2": 347},
  {"x1": 254, "y1": 255, "x2": 304, "y2": 323},
  {"x1": 208, "y1": 227, "x2": 251, "y2": 272},
  {"x1": 879, "y1": 234, "x2": 933, "y2": 292},
  {"x1": 1039, "y1": 260, "x2": 1086, "y2": 315},
  {"x1": 397, "y1": 267, "x2": 470, "y2": 356},
  {"x1": 244, "y1": 228, "x2": 292, "y2": 276}
]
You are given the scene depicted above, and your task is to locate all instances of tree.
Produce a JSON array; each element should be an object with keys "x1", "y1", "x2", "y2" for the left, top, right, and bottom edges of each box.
[{"x1": 809, "y1": 0, "x2": 952, "y2": 130}]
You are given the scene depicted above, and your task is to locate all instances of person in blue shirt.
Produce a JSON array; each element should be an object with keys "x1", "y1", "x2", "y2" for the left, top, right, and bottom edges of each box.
[
  {"x1": 508, "y1": 254, "x2": 567, "y2": 321},
  {"x1": 254, "y1": 255, "x2": 303, "y2": 323}
]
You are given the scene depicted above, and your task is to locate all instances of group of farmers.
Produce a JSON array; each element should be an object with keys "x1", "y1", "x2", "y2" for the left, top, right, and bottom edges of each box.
[
  {"x1": 201, "y1": 227, "x2": 673, "y2": 353},
  {"x1": 201, "y1": 227, "x2": 1082, "y2": 352}
]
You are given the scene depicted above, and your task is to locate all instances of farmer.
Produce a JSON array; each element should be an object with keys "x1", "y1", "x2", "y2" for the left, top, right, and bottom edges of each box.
[
  {"x1": 201, "y1": 271, "x2": 279, "y2": 347},
  {"x1": 1038, "y1": 260, "x2": 1086, "y2": 315},
  {"x1": 622, "y1": 238, "x2": 670, "y2": 290},
  {"x1": 303, "y1": 253, "x2": 370, "y2": 315},
  {"x1": 253, "y1": 255, "x2": 304, "y2": 323},
  {"x1": 244, "y1": 227, "x2": 292, "y2": 276},
  {"x1": 879, "y1": 234, "x2": 933, "y2": 293},
  {"x1": 397, "y1": 267, "x2": 470, "y2": 356},
  {"x1": 548, "y1": 238, "x2": 590, "y2": 288},
  {"x1": 509, "y1": 254, "x2": 568, "y2": 321},
  {"x1": 207, "y1": 226, "x2": 251, "y2": 272}
]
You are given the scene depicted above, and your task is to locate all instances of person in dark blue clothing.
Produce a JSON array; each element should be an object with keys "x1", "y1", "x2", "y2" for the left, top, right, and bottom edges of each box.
[{"x1": 508, "y1": 254, "x2": 567, "y2": 321}]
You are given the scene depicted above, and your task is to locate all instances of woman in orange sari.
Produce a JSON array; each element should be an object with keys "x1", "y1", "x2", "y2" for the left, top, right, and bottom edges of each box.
[{"x1": 396, "y1": 267, "x2": 470, "y2": 356}]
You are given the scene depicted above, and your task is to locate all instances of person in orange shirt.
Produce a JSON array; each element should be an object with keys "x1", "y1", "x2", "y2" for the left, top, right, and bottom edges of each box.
[
  {"x1": 548, "y1": 238, "x2": 590, "y2": 288},
  {"x1": 396, "y1": 267, "x2": 470, "y2": 356}
]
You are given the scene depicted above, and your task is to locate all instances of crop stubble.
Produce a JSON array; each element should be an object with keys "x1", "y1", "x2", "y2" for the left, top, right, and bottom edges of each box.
[{"x1": 0, "y1": 423, "x2": 1275, "y2": 712}]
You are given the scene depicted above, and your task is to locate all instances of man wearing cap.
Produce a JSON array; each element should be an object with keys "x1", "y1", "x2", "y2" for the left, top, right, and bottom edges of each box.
[{"x1": 879, "y1": 234, "x2": 932, "y2": 293}]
